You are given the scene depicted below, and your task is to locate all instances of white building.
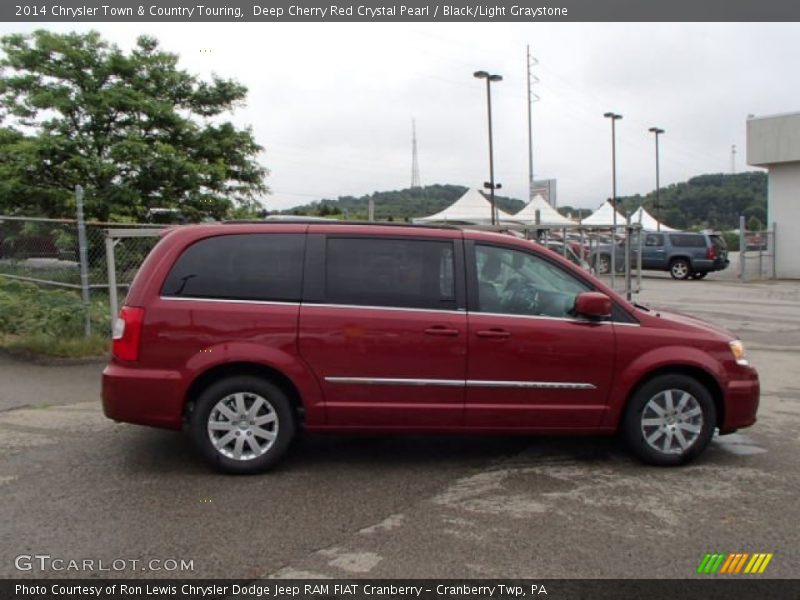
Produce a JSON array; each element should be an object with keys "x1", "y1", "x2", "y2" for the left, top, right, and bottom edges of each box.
[{"x1": 747, "y1": 111, "x2": 800, "y2": 278}]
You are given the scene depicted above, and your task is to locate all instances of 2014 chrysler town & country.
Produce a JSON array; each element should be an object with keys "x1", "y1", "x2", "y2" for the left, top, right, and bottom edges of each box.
[{"x1": 102, "y1": 222, "x2": 759, "y2": 473}]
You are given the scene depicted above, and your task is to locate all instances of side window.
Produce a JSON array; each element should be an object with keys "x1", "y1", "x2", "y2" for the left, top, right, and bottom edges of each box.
[
  {"x1": 669, "y1": 234, "x2": 705, "y2": 247},
  {"x1": 475, "y1": 244, "x2": 589, "y2": 318},
  {"x1": 645, "y1": 234, "x2": 664, "y2": 247},
  {"x1": 162, "y1": 234, "x2": 304, "y2": 301},
  {"x1": 325, "y1": 237, "x2": 456, "y2": 310}
]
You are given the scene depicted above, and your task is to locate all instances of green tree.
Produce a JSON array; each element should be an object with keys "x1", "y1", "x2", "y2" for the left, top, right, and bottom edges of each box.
[{"x1": 0, "y1": 30, "x2": 267, "y2": 221}]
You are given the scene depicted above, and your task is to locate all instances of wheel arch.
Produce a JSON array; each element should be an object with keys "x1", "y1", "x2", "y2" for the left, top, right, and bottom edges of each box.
[
  {"x1": 184, "y1": 362, "x2": 305, "y2": 426},
  {"x1": 668, "y1": 254, "x2": 692, "y2": 266},
  {"x1": 619, "y1": 364, "x2": 724, "y2": 430}
]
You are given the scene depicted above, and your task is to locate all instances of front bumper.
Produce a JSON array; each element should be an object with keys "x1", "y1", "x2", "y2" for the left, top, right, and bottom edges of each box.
[
  {"x1": 720, "y1": 368, "x2": 760, "y2": 432},
  {"x1": 102, "y1": 363, "x2": 185, "y2": 430}
]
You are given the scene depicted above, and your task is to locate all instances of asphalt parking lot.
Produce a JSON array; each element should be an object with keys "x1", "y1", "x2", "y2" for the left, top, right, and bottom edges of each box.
[{"x1": 1, "y1": 275, "x2": 798, "y2": 579}]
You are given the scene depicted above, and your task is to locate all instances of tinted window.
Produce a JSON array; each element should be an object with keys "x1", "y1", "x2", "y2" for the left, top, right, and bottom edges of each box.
[
  {"x1": 162, "y1": 234, "x2": 304, "y2": 301},
  {"x1": 710, "y1": 234, "x2": 727, "y2": 251},
  {"x1": 475, "y1": 244, "x2": 589, "y2": 318},
  {"x1": 325, "y1": 237, "x2": 456, "y2": 310},
  {"x1": 669, "y1": 234, "x2": 706, "y2": 248}
]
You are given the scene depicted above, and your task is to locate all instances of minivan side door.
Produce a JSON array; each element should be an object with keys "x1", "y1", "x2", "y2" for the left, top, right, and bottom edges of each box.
[
  {"x1": 464, "y1": 241, "x2": 615, "y2": 429},
  {"x1": 298, "y1": 233, "x2": 468, "y2": 427}
]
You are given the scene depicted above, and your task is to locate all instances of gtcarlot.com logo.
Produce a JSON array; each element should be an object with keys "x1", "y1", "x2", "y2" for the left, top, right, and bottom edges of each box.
[
  {"x1": 14, "y1": 554, "x2": 194, "y2": 572},
  {"x1": 697, "y1": 552, "x2": 774, "y2": 574}
]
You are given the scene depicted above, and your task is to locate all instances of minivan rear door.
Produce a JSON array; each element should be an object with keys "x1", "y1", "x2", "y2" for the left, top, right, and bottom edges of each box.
[{"x1": 299, "y1": 232, "x2": 467, "y2": 427}]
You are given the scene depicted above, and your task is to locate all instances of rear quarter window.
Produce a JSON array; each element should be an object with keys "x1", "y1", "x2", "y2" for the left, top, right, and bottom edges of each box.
[
  {"x1": 161, "y1": 233, "x2": 305, "y2": 301},
  {"x1": 710, "y1": 234, "x2": 727, "y2": 250},
  {"x1": 668, "y1": 234, "x2": 706, "y2": 248}
]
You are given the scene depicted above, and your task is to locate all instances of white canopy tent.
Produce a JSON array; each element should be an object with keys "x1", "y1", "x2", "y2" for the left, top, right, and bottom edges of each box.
[
  {"x1": 630, "y1": 206, "x2": 677, "y2": 232},
  {"x1": 512, "y1": 194, "x2": 577, "y2": 227},
  {"x1": 413, "y1": 188, "x2": 514, "y2": 225},
  {"x1": 580, "y1": 201, "x2": 627, "y2": 227}
]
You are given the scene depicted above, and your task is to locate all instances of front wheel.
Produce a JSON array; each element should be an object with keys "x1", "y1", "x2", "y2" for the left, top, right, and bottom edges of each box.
[
  {"x1": 191, "y1": 375, "x2": 295, "y2": 474},
  {"x1": 622, "y1": 374, "x2": 716, "y2": 466},
  {"x1": 670, "y1": 258, "x2": 691, "y2": 280}
]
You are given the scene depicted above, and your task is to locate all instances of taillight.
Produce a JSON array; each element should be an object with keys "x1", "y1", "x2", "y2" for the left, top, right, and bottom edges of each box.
[
  {"x1": 112, "y1": 306, "x2": 145, "y2": 361},
  {"x1": 706, "y1": 246, "x2": 716, "y2": 260}
]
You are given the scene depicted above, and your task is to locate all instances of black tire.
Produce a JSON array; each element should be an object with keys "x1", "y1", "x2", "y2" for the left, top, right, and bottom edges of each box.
[
  {"x1": 691, "y1": 272, "x2": 708, "y2": 280},
  {"x1": 669, "y1": 258, "x2": 691, "y2": 280},
  {"x1": 595, "y1": 254, "x2": 611, "y2": 274},
  {"x1": 191, "y1": 375, "x2": 295, "y2": 474},
  {"x1": 621, "y1": 374, "x2": 716, "y2": 466}
]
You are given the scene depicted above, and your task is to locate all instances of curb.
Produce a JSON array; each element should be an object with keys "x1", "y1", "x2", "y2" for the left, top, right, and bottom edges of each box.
[{"x1": 0, "y1": 346, "x2": 107, "y2": 366}]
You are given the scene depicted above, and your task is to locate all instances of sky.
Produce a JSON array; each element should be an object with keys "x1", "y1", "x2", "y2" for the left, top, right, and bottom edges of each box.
[{"x1": 1, "y1": 20, "x2": 796, "y2": 211}]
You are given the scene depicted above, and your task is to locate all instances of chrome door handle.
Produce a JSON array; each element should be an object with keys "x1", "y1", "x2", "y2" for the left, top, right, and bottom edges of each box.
[
  {"x1": 476, "y1": 329, "x2": 511, "y2": 339},
  {"x1": 424, "y1": 326, "x2": 460, "y2": 337}
]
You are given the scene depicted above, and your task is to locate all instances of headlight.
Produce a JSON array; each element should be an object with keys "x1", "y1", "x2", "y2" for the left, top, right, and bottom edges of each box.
[{"x1": 729, "y1": 340, "x2": 748, "y2": 366}]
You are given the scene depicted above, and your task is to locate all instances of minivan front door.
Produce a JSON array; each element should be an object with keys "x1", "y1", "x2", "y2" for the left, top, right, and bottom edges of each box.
[
  {"x1": 299, "y1": 234, "x2": 467, "y2": 427},
  {"x1": 464, "y1": 242, "x2": 615, "y2": 429}
]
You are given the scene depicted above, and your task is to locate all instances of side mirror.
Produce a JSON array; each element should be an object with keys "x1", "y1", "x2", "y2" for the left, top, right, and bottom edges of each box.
[{"x1": 574, "y1": 292, "x2": 612, "y2": 319}]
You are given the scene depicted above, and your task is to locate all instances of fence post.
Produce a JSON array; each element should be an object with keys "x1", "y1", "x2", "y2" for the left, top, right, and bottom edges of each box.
[
  {"x1": 105, "y1": 232, "x2": 119, "y2": 335},
  {"x1": 624, "y1": 214, "x2": 632, "y2": 300},
  {"x1": 772, "y1": 221, "x2": 777, "y2": 280},
  {"x1": 636, "y1": 224, "x2": 643, "y2": 294},
  {"x1": 75, "y1": 185, "x2": 91, "y2": 336},
  {"x1": 739, "y1": 215, "x2": 746, "y2": 283}
]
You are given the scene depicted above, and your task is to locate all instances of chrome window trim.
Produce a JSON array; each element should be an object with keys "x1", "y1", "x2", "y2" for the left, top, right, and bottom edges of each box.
[
  {"x1": 464, "y1": 310, "x2": 640, "y2": 327},
  {"x1": 324, "y1": 377, "x2": 595, "y2": 390},
  {"x1": 160, "y1": 296, "x2": 300, "y2": 307},
  {"x1": 157, "y1": 297, "x2": 638, "y2": 326},
  {"x1": 302, "y1": 302, "x2": 466, "y2": 315}
]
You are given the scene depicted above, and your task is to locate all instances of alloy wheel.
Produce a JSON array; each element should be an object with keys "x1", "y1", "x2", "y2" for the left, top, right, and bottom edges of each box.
[
  {"x1": 640, "y1": 389, "x2": 704, "y2": 455},
  {"x1": 207, "y1": 392, "x2": 279, "y2": 461}
]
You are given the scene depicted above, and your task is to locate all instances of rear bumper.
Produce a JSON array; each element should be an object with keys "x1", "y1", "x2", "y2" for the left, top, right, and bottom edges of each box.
[
  {"x1": 691, "y1": 258, "x2": 729, "y2": 273},
  {"x1": 102, "y1": 363, "x2": 185, "y2": 430},
  {"x1": 720, "y1": 369, "x2": 760, "y2": 432}
]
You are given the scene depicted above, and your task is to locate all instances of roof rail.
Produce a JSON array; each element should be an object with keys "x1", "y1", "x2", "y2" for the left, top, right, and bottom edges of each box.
[{"x1": 221, "y1": 219, "x2": 461, "y2": 230}]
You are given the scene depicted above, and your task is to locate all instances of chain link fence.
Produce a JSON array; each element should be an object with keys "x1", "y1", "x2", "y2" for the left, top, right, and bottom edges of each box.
[
  {"x1": 0, "y1": 215, "x2": 166, "y2": 334},
  {"x1": 738, "y1": 218, "x2": 776, "y2": 282},
  {"x1": 469, "y1": 222, "x2": 645, "y2": 299}
]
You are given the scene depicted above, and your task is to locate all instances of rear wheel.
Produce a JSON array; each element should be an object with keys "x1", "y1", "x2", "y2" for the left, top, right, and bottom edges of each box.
[
  {"x1": 669, "y1": 258, "x2": 691, "y2": 280},
  {"x1": 191, "y1": 375, "x2": 295, "y2": 474},
  {"x1": 622, "y1": 374, "x2": 716, "y2": 466}
]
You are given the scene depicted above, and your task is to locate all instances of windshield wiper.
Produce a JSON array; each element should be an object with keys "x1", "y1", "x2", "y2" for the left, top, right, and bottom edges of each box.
[{"x1": 633, "y1": 301, "x2": 651, "y2": 312}]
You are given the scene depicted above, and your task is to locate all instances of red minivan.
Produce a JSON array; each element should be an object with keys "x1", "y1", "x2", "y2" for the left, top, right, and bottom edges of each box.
[{"x1": 102, "y1": 222, "x2": 759, "y2": 473}]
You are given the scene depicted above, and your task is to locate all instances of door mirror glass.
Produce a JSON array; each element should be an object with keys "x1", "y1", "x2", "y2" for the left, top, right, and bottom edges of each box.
[{"x1": 574, "y1": 292, "x2": 612, "y2": 319}]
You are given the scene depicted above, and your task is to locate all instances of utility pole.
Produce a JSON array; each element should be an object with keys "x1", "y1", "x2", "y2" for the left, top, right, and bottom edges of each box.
[
  {"x1": 649, "y1": 127, "x2": 665, "y2": 232},
  {"x1": 411, "y1": 119, "x2": 421, "y2": 188},
  {"x1": 731, "y1": 144, "x2": 737, "y2": 174},
  {"x1": 474, "y1": 70, "x2": 503, "y2": 225},
  {"x1": 526, "y1": 45, "x2": 540, "y2": 204},
  {"x1": 604, "y1": 112, "x2": 623, "y2": 289}
]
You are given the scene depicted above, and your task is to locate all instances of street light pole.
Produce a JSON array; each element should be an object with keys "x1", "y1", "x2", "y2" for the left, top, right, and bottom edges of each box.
[
  {"x1": 649, "y1": 127, "x2": 665, "y2": 232},
  {"x1": 475, "y1": 70, "x2": 502, "y2": 225},
  {"x1": 604, "y1": 112, "x2": 622, "y2": 288}
]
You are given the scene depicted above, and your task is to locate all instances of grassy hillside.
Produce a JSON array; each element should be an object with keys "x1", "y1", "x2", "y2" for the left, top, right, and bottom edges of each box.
[
  {"x1": 277, "y1": 184, "x2": 525, "y2": 221},
  {"x1": 275, "y1": 172, "x2": 767, "y2": 231}
]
